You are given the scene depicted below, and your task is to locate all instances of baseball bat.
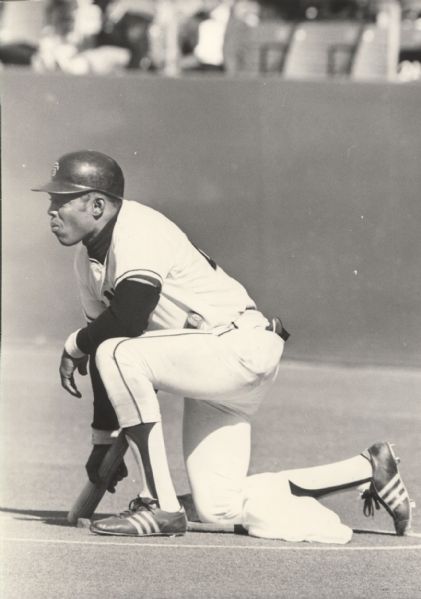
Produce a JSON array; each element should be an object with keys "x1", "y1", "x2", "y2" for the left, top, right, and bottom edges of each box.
[{"x1": 67, "y1": 432, "x2": 129, "y2": 525}]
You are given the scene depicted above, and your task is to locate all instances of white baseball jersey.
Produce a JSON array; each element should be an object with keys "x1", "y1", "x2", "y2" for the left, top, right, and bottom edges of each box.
[{"x1": 74, "y1": 200, "x2": 256, "y2": 330}]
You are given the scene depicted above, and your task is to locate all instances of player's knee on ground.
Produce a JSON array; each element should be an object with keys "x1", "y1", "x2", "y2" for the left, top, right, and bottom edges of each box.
[{"x1": 192, "y1": 488, "x2": 244, "y2": 525}]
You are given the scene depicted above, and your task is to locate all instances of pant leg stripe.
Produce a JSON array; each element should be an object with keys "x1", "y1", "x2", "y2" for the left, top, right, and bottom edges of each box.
[
  {"x1": 111, "y1": 332, "x2": 213, "y2": 424},
  {"x1": 112, "y1": 339, "x2": 143, "y2": 422}
]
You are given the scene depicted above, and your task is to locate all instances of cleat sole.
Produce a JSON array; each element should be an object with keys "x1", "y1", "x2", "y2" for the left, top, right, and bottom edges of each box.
[{"x1": 90, "y1": 526, "x2": 186, "y2": 537}]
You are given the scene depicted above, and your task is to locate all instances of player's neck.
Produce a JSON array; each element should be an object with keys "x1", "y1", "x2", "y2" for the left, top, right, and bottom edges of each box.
[{"x1": 84, "y1": 206, "x2": 121, "y2": 264}]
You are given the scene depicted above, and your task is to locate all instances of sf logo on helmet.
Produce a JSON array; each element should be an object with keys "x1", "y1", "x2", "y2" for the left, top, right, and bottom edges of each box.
[{"x1": 51, "y1": 161, "x2": 60, "y2": 178}]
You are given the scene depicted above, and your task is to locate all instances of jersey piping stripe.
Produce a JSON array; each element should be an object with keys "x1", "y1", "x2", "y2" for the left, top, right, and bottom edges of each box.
[
  {"x1": 111, "y1": 331, "x2": 214, "y2": 423},
  {"x1": 114, "y1": 269, "x2": 163, "y2": 289},
  {"x1": 123, "y1": 274, "x2": 162, "y2": 289}
]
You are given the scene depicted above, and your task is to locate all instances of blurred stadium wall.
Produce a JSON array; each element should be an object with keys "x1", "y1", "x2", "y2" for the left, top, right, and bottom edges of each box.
[{"x1": 2, "y1": 70, "x2": 420, "y2": 367}]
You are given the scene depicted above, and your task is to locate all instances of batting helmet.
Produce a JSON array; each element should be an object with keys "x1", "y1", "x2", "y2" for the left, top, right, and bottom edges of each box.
[{"x1": 32, "y1": 150, "x2": 125, "y2": 201}]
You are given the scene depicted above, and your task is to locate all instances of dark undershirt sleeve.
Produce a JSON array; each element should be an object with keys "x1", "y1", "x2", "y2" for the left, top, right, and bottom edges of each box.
[{"x1": 76, "y1": 278, "x2": 160, "y2": 355}]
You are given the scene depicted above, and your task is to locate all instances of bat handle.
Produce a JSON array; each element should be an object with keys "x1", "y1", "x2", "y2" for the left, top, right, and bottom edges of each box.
[{"x1": 67, "y1": 432, "x2": 129, "y2": 525}]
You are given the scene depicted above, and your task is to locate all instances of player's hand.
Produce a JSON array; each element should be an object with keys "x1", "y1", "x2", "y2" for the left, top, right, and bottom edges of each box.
[
  {"x1": 59, "y1": 350, "x2": 87, "y2": 398},
  {"x1": 85, "y1": 445, "x2": 128, "y2": 493}
]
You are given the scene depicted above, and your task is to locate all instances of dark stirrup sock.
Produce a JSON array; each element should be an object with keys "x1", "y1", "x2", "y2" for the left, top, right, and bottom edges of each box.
[
  {"x1": 289, "y1": 476, "x2": 372, "y2": 499},
  {"x1": 125, "y1": 422, "x2": 158, "y2": 501}
]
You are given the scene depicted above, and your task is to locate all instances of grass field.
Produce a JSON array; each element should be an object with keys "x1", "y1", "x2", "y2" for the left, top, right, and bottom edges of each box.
[{"x1": 1, "y1": 343, "x2": 420, "y2": 599}]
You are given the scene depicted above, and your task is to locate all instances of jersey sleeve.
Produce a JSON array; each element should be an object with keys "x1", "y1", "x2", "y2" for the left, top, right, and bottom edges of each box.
[{"x1": 110, "y1": 213, "x2": 178, "y2": 290}]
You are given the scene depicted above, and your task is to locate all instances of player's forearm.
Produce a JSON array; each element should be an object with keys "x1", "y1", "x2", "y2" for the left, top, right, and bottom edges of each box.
[{"x1": 65, "y1": 279, "x2": 160, "y2": 356}]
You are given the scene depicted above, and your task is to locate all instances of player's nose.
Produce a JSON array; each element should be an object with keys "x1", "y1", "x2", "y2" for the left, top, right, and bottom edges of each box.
[{"x1": 47, "y1": 199, "x2": 59, "y2": 215}]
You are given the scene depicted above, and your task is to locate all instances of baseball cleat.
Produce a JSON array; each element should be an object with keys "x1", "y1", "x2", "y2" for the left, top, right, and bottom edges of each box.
[
  {"x1": 90, "y1": 497, "x2": 187, "y2": 537},
  {"x1": 360, "y1": 442, "x2": 414, "y2": 535}
]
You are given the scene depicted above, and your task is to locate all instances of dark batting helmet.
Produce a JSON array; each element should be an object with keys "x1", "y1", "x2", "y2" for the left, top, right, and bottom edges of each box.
[{"x1": 32, "y1": 150, "x2": 125, "y2": 201}]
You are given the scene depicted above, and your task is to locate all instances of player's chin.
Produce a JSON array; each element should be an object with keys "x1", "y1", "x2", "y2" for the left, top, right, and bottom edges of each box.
[{"x1": 52, "y1": 231, "x2": 78, "y2": 246}]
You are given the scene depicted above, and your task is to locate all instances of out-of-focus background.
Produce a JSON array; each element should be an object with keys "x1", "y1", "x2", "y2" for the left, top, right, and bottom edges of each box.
[
  {"x1": 2, "y1": 0, "x2": 421, "y2": 368},
  {"x1": 1, "y1": 0, "x2": 421, "y2": 80}
]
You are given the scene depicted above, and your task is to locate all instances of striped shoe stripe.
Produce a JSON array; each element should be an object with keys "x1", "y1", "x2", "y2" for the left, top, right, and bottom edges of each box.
[
  {"x1": 141, "y1": 511, "x2": 160, "y2": 534},
  {"x1": 378, "y1": 473, "x2": 400, "y2": 498},
  {"x1": 382, "y1": 480, "x2": 408, "y2": 508},
  {"x1": 381, "y1": 481, "x2": 402, "y2": 505},
  {"x1": 131, "y1": 513, "x2": 152, "y2": 535},
  {"x1": 389, "y1": 487, "x2": 409, "y2": 511},
  {"x1": 128, "y1": 515, "x2": 147, "y2": 535}
]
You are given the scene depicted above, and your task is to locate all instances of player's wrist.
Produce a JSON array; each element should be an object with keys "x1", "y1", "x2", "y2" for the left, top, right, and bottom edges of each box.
[
  {"x1": 92, "y1": 428, "x2": 121, "y2": 445},
  {"x1": 64, "y1": 329, "x2": 86, "y2": 359}
]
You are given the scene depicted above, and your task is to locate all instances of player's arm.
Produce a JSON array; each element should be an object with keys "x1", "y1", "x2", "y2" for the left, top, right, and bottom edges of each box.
[
  {"x1": 60, "y1": 278, "x2": 160, "y2": 397},
  {"x1": 77, "y1": 278, "x2": 160, "y2": 353}
]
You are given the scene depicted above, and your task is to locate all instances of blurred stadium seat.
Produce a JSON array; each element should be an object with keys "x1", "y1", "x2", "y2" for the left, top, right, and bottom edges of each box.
[
  {"x1": 352, "y1": 1, "x2": 401, "y2": 79},
  {"x1": 224, "y1": 19, "x2": 294, "y2": 75},
  {"x1": 283, "y1": 21, "x2": 362, "y2": 78},
  {"x1": 0, "y1": 0, "x2": 45, "y2": 45},
  {"x1": 400, "y1": 12, "x2": 421, "y2": 58},
  {"x1": 352, "y1": 23, "x2": 391, "y2": 77}
]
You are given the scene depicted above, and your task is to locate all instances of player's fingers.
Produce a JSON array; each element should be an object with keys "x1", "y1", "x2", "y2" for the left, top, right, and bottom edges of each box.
[
  {"x1": 107, "y1": 461, "x2": 128, "y2": 492},
  {"x1": 77, "y1": 357, "x2": 88, "y2": 376},
  {"x1": 61, "y1": 375, "x2": 82, "y2": 398},
  {"x1": 77, "y1": 363, "x2": 87, "y2": 376}
]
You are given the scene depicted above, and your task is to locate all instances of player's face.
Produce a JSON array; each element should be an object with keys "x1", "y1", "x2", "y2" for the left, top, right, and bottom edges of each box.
[{"x1": 47, "y1": 193, "x2": 97, "y2": 246}]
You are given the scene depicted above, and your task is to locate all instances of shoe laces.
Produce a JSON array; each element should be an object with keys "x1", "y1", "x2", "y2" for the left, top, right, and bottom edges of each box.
[
  {"x1": 361, "y1": 484, "x2": 381, "y2": 517},
  {"x1": 118, "y1": 497, "x2": 158, "y2": 518}
]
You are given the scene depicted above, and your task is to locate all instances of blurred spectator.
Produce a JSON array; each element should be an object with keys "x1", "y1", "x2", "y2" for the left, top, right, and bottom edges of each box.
[
  {"x1": 398, "y1": 57, "x2": 421, "y2": 78},
  {"x1": 32, "y1": 0, "x2": 126, "y2": 74},
  {"x1": 178, "y1": 0, "x2": 232, "y2": 72},
  {"x1": 97, "y1": 0, "x2": 155, "y2": 70},
  {"x1": 223, "y1": 1, "x2": 261, "y2": 74},
  {"x1": 0, "y1": 1, "x2": 44, "y2": 67},
  {"x1": 401, "y1": 0, "x2": 421, "y2": 18}
]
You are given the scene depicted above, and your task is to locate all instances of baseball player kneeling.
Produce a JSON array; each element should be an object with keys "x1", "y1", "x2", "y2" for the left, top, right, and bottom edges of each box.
[{"x1": 33, "y1": 151, "x2": 413, "y2": 543}]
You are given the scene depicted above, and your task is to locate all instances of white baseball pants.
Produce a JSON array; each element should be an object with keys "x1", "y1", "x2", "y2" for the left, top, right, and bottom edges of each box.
[
  {"x1": 95, "y1": 313, "x2": 284, "y2": 519},
  {"x1": 95, "y1": 316, "x2": 358, "y2": 543}
]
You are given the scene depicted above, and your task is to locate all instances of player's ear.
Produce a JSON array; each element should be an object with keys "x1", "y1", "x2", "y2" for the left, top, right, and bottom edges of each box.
[{"x1": 92, "y1": 196, "x2": 106, "y2": 217}]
